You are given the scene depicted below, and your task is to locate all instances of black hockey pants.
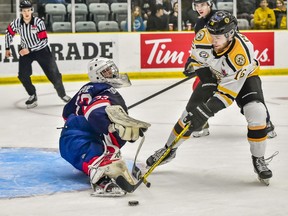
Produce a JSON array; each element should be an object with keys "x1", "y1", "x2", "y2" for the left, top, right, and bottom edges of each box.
[{"x1": 18, "y1": 46, "x2": 66, "y2": 97}]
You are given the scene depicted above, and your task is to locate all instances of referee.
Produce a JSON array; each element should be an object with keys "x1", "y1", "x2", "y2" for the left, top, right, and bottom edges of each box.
[{"x1": 5, "y1": 0, "x2": 71, "y2": 109}]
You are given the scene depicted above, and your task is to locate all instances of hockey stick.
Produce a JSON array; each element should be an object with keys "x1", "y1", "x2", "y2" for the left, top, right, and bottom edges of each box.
[
  {"x1": 128, "y1": 73, "x2": 196, "y2": 109},
  {"x1": 131, "y1": 132, "x2": 147, "y2": 182},
  {"x1": 116, "y1": 123, "x2": 191, "y2": 193}
]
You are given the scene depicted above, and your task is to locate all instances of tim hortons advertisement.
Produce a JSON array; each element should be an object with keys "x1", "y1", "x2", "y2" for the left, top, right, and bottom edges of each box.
[
  {"x1": 243, "y1": 32, "x2": 274, "y2": 66},
  {"x1": 140, "y1": 32, "x2": 274, "y2": 69},
  {"x1": 140, "y1": 33, "x2": 194, "y2": 68}
]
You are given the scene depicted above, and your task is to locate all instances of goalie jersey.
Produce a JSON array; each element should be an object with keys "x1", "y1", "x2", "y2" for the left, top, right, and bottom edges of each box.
[
  {"x1": 60, "y1": 82, "x2": 127, "y2": 171},
  {"x1": 62, "y1": 82, "x2": 127, "y2": 138},
  {"x1": 190, "y1": 28, "x2": 260, "y2": 108}
]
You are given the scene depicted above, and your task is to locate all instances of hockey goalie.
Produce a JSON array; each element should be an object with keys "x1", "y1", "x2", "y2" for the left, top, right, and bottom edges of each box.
[{"x1": 59, "y1": 58, "x2": 150, "y2": 196}]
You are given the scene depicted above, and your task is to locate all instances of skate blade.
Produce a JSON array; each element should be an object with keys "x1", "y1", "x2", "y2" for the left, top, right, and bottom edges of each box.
[
  {"x1": 258, "y1": 177, "x2": 270, "y2": 186},
  {"x1": 27, "y1": 102, "x2": 38, "y2": 109},
  {"x1": 90, "y1": 191, "x2": 126, "y2": 197}
]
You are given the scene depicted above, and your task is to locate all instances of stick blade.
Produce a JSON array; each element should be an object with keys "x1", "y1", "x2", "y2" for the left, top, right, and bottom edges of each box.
[{"x1": 115, "y1": 175, "x2": 136, "y2": 193}]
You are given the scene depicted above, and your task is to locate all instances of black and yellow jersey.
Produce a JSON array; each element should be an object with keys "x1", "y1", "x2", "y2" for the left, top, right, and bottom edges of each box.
[{"x1": 190, "y1": 28, "x2": 260, "y2": 107}]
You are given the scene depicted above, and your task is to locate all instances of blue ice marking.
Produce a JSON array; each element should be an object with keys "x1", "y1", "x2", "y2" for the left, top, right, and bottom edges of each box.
[{"x1": 0, "y1": 148, "x2": 90, "y2": 199}]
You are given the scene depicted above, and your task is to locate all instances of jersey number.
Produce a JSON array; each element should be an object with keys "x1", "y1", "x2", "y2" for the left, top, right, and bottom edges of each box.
[
  {"x1": 234, "y1": 69, "x2": 246, "y2": 80},
  {"x1": 76, "y1": 93, "x2": 92, "y2": 114}
]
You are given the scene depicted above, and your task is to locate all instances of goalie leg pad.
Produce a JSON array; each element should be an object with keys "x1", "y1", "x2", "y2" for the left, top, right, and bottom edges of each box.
[{"x1": 89, "y1": 135, "x2": 135, "y2": 187}]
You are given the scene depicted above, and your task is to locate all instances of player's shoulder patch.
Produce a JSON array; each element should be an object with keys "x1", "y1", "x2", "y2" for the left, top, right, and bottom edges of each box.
[
  {"x1": 234, "y1": 54, "x2": 246, "y2": 66},
  {"x1": 195, "y1": 29, "x2": 206, "y2": 41}
]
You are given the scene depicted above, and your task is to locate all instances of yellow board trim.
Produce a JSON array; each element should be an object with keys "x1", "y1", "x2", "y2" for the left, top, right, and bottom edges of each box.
[{"x1": 0, "y1": 69, "x2": 288, "y2": 85}]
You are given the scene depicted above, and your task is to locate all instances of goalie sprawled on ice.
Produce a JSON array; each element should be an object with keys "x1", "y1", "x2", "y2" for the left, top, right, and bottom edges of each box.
[{"x1": 59, "y1": 57, "x2": 150, "y2": 197}]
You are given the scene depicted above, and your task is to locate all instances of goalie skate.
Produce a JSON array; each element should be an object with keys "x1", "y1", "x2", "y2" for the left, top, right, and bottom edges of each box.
[{"x1": 91, "y1": 176, "x2": 126, "y2": 197}]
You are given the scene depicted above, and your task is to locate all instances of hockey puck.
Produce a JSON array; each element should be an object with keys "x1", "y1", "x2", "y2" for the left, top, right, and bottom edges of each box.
[
  {"x1": 146, "y1": 182, "x2": 151, "y2": 188},
  {"x1": 128, "y1": 200, "x2": 139, "y2": 206}
]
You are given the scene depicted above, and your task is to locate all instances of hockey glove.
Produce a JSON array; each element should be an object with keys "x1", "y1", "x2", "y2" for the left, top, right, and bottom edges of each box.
[
  {"x1": 183, "y1": 57, "x2": 195, "y2": 77},
  {"x1": 184, "y1": 103, "x2": 214, "y2": 131},
  {"x1": 109, "y1": 123, "x2": 144, "y2": 142}
]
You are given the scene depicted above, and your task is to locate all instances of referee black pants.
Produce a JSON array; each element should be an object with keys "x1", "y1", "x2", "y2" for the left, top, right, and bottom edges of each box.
[{"x1": 18, "y1": 46, "x2": 66, "y2": 98}]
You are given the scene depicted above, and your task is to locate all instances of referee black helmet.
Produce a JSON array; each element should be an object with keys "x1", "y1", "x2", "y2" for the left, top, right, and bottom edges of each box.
[{"x1": 20, "y1": 0, "x2": 32, "y2": 9}]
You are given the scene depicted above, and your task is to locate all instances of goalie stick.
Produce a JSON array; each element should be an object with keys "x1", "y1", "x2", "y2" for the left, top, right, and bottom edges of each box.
[
  {"x1": 115, "y1": 123, "x2": 191, "y2": 193},
  {"x1": 131, "y1": 133, "x2": 149, "y2": 185}
]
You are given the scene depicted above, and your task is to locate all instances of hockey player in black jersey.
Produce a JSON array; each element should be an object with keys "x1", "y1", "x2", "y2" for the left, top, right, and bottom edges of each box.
[{"x1": 147, "y1": 11, "x2": 277, "y2": 185}]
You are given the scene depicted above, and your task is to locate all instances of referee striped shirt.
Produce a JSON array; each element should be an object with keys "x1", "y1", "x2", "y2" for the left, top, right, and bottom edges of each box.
[{"x1": 5, "y1": 16, "x2": 48, "y2": 52}]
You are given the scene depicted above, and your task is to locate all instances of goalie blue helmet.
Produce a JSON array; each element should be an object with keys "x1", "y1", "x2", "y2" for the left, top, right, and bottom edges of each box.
[{"x1": 87, "y1": 58, "x2": 131, "y2": 88}]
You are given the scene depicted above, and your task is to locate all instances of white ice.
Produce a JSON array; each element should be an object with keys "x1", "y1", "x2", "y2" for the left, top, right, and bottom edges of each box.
[{"x1": 0, "y1": 76, "x2": 288, "y2": 216}]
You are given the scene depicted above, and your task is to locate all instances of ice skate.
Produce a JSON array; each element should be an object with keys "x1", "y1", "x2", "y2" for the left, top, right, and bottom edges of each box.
[
  {"x1": 252, "y1": 155, "x2": 272, "y2": 186},
  {"x1": 192, "y1": 122, "x2": 210, "y2": 138},
  {"x1": 91, "y1": 176, "x2": 126, "y2": 197},
  {"x1": 146, "y1": 146, "x2": 177, "y2": 168},
  {"x1": 266, "y1": 120, "x2": 277, "y2": 139},
  {"x1": 61, "y1": 95, "x2": 71, "y2": 103},
  {"x1": 25, "y1": 94, "x2": 37, "y2": 109}
]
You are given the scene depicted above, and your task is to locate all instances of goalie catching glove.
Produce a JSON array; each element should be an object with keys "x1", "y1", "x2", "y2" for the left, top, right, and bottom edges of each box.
[
  {"x1": 184, "y1": 102, "x2": 214, "y2": 131},
  {"x1": 109, "y1": 123, "x2": 144, "y2": 141},
  {"x1": 106, "y1": 105, "x2": 151, "y2": 142}
]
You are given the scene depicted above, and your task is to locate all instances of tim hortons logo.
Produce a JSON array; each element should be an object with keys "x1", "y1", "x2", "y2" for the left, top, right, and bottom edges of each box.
[
  {"x1": 142, "y1": 38, "x2": 273, "y2": 68},
  {"x1": 146, "y1": 38, "x2": 185, "y2": 65},
  {"x1": 142, "y1": 37, "x2": 188, "y2": 68},
  {"x1": 254, "y1": 48, "x2": 269, "y2": 63}
]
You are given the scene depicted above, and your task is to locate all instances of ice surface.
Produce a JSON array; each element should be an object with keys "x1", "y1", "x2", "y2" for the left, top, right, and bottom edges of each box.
[{"x1": 0, "y1": 76, "x2": 287, "y2": 216}]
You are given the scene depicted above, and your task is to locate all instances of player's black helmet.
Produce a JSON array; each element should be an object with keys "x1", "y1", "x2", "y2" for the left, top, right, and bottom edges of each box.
[
  {"x1": 19, "y1": 0, "x2": 32, "y2": 9},
  {"x1": 206, "y1": 11, "x2": 237, "y2": 35}
]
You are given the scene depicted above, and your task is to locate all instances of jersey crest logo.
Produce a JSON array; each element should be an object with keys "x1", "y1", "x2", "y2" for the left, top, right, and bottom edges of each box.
[
  {"x1": 195, "y1": 30, "x2": 205, "y2": 41},
  {"x1": 199, "y1": 51, "x2": 209, "y2": 58},
  {"x1": 235, "y1": 54, "x2": 246, "y2": 66}
]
